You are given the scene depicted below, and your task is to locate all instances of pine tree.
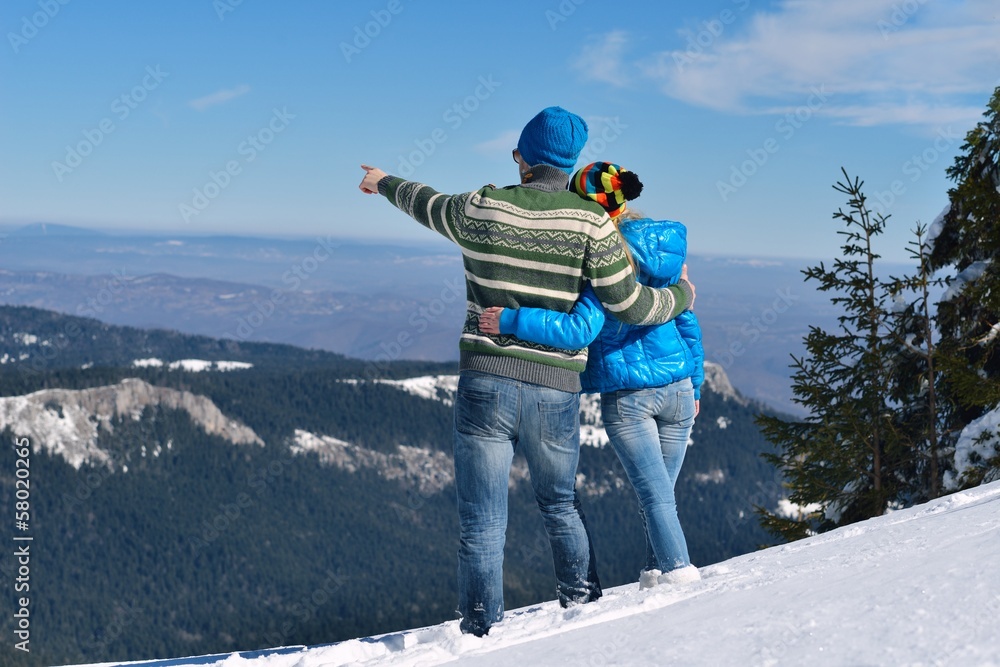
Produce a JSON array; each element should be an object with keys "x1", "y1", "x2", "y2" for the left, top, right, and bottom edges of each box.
[
  {"x1": 757, "y1": 170, "x2": 912, "y2": 540},
  {"x1": 927, "y1": 86, "x2": 1000, "y2": 489},
  {"x1": 886, "y1": 224, "x2": 946, "y2": 501}
]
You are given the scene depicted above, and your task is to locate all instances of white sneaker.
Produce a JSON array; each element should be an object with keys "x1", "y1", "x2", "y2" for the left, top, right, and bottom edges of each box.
[
  {"x1": 657, "y1": 565, "x2": 701, "y2": 586},
  {"x1": 638, "y1": 569, "x2": 662, "y2": 590}
]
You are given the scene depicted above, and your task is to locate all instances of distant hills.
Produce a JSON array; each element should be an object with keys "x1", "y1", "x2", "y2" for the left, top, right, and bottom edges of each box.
[
  {"x1": 0, "y1": 225, "x2": 876, "y2": 414},
  {"x1": 3, "y1": 222, "x2": 106, "y2": 237}
]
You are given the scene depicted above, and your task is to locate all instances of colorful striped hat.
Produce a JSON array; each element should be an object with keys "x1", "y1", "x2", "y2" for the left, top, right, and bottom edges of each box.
[{"x1": 572, "y1": 162, "x2": 643, "y2": 218}]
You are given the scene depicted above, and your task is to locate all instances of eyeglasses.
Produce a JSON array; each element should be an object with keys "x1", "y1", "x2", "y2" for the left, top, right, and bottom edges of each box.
[{"x1": 512, "y1": 149, "x2": 519, "y2": 164}]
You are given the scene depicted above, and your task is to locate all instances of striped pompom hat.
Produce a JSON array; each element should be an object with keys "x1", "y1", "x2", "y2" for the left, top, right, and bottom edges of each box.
[{"x1": 571, "y1": 162, "x2": 643, "y2": 219}]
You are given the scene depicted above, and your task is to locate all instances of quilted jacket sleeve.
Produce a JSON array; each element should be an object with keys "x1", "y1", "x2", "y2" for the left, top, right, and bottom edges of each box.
[{"x1": 498, "y1": 284, "x2": 606, "y2": 350}]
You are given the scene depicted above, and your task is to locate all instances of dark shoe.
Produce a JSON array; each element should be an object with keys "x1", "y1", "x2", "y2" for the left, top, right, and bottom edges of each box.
[{"x1": 460, "y1": 619, "x2": 490, "y2": 637}]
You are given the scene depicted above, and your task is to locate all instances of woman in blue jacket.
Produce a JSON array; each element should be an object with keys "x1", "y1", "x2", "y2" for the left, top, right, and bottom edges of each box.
[{"x1": 479, "y1": 162, "x2": 703, "y2": 588}]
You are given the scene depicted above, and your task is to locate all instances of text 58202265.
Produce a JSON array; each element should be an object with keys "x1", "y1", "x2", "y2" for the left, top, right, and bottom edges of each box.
[{"x1": 13, "y1": 436, "x2": 32, "y2": 653}]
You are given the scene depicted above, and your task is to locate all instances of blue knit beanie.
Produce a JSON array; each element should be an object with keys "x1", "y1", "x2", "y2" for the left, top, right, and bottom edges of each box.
[{"x1": 517, "y1": 106, "x2": 589, "y2": 174}]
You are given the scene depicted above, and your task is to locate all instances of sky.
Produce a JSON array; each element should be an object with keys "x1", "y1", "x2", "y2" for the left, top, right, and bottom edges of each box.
[
  {"x1": 81, "y1": 479, "x2": 1000, "y2": 666},
  {"x1": 1, "y1": 0, "x2": 998, "y2": 262}
]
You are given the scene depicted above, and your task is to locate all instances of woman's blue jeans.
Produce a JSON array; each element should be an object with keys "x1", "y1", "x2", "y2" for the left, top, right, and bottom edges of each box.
[
  {"x1": 600, "y1": 377, "x2": 696, "y2": 574},
  {"x1": 453, "y1": 370, "x2": 600, "y2": 636}
]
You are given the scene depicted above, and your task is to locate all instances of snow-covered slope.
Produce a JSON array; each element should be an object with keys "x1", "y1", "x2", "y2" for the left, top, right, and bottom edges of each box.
[
  {"x1": 0, "y1": 378, "x2": 263, "y2": 468},
  {"x1": 76, "y1": 480, "x2": 1000, "y2": 667},
  {"x1": 290, "y1": 429, "x2": 453, "y2": 494},
  {"x1": 132, "y1": 358, "x2": 254, "y2": 371}
]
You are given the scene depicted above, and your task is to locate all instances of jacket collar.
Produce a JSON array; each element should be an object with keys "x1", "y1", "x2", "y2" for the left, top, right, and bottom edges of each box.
[{"x1": 519, "y1": 164, "x2": 571, "y2": 192}]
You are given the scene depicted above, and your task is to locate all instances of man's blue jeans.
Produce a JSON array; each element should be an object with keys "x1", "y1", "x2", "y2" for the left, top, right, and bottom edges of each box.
[
  {"x1": 454, "y1": 370, "x2": 601, "y2": 636},
  {"x1": 600, "y1": 377, "x2": 696, "y2": 575}
]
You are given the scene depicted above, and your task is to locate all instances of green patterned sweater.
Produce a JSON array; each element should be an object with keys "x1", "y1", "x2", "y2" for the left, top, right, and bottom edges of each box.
[{"x1": 377, "y1": 166, "x2": 692, "y2": 392}]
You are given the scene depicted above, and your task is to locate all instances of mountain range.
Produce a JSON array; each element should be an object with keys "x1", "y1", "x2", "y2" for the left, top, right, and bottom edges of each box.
[{"x1": 0, "y1": 223, "x2": 877, "y2": 413}]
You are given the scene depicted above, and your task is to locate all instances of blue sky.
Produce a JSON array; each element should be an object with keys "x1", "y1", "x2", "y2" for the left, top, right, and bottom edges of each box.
[{"x1": 1, "y1": 0, "x2": 997, "y2": 261}]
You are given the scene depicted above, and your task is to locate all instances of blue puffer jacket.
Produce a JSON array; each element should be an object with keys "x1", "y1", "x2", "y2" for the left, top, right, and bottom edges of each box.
[{"x1": 498, "y1": 217, "x2": 704, "y2": 398}]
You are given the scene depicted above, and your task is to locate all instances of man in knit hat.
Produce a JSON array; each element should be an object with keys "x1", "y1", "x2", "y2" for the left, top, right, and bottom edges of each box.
[{"x1": 359, "y1": 105, "x2": 695, "y2": 637}]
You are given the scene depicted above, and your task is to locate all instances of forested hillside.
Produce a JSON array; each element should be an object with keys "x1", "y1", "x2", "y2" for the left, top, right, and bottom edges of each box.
[{"x1": 0, "y1": 306, "x2": 781, "y2": 665}]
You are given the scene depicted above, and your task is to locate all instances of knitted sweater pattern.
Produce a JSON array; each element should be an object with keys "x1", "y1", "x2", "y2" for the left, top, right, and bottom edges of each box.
[{"x1": 378, "y1": 168, "x2": 690, "y2": 391}]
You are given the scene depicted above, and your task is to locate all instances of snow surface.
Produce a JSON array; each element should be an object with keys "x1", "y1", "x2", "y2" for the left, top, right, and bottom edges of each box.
[
  {"x1": 131, "y1": 358, "x2": 254, "y2": 371},
  {"x1": 12, "y1": 331, "x2": 39, "y2": 345},
  {"x1": 775, "y1": 498, "x2": 823, "y2": 519},
  {"x1": 923, "y1": 203, "x2": 950, "y2": 254},
  {"x1": 214, "y1": 361, "x2": 254, "y2": 371},
  {"x1": 74, "y1": 480, "x2": 1000, "y2": 667},
  {"x1": 946, "y1": 404, "x2": 1000, "y2": 490},
  {"x1": 376, "y1": 375, "x2": 458, "y2": 406},
  {"x1": 942, "y1": 260, "x2": 989, "y2": 301},
  {"x1": 290, "y1": 429, "x2": 454, "y2": 494}
]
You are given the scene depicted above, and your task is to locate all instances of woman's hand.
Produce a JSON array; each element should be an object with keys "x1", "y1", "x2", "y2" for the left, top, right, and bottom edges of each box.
[
  {"x1": 479, "y1": 306, "x2": 504, "y2": 335},
  {"x1": 694, "y1": 400, "x2": 700, "y2": 418}
]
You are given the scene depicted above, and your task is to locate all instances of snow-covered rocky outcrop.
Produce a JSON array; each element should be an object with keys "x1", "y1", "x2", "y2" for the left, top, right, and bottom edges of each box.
[
  {"x1": 290, "y1": 429, "x2": 454, "y2": 495},
  {"x1": 290, "y1": 428, "x2": 532, "y2": 493},
  {"x1": 702, "y1": 360, "x2": 747, "y2": 405},
  {"x1": 0, "y1": 378, "x2": 263, "y2": 468},
  {"x1": 132, "y1": 358, "x2": 254, "y2": 372},
  {"x1": 331, "y1": 364, "x2": 746, "y2": 498},
  {"x1": 376, "y1": 375, "x2": 458, "y2": 405}
]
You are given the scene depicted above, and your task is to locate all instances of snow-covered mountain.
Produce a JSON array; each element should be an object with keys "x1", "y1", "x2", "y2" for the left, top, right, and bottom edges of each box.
[
  {"x1": 0, "y1": 378, "x2": 263, "y2": 468},
  {"x1": 73, "y1": 480, "x2": 1000, "y2": 667}
]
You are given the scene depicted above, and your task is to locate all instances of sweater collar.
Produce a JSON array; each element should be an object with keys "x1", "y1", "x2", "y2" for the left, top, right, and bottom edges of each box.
[{"x1": 519, "y1": 164, "x2": 571, "y2": 192}]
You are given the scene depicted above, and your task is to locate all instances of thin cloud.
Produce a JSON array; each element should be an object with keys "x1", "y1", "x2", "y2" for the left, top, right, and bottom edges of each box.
[
  {"x1": 188, "y1": 84, "x2": 251, "y2": 111},
  {"x1": 602, "y1": 1, "x2": 1000, "y2": 128},
  {"x1": 573, "y1": 30, "x2": 631, "y2": 87}
]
